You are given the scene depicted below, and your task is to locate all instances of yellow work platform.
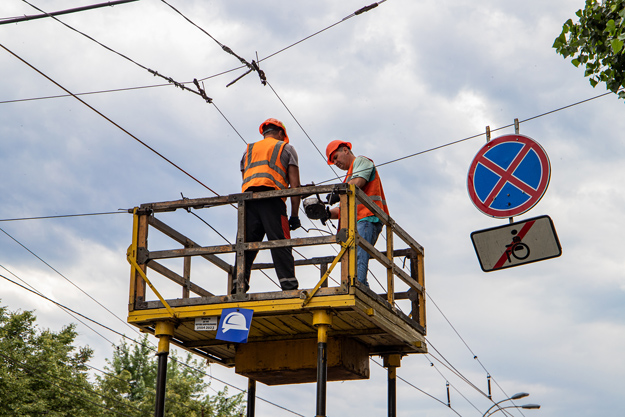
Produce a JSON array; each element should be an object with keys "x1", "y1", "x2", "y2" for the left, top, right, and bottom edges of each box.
[{"x1": 126, "y1": 185, "x2": 426, "y2": 386}]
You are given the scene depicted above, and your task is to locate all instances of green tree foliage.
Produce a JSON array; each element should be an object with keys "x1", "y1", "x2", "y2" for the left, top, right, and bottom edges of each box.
[
  {"x1": 553, "y1": 0, "x2": 625, "y2": 99},
  {"x1": 0, "y1": 304, "x2": 245, "y2": 416},
  {"x1": 96, "y1": 335, "x2": 246, "y2": 417},
  {"x1": 0, "y1": 305, "x2": 104, "y2": 417}
]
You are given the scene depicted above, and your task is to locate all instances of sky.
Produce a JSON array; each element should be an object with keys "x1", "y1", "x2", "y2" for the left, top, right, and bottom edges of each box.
[{"x1": 1, "y1": 0, "x2": 624, "y2": 416}]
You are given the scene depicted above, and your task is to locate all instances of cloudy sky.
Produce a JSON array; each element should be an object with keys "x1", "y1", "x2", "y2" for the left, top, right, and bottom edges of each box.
[{"x1": 1, "y1": 0, "x2": 624, "y2": 416}]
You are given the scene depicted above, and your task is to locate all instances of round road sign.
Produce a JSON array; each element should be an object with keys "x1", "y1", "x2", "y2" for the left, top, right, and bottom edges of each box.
[{"x1": 467, "y1": 134, "x2": 550, "y2": 218}]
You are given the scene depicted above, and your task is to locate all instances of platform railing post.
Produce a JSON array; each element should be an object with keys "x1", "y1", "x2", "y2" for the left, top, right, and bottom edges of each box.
[
  {"x1": 154, "y1": 322, "x2": 175, "y2": 417},
  {"x1": 247, "y1": 378, "x2": 256, "y2": 417},
  {"x1": 383, "y1": 354, "x2": 401, "y2": 417},
  {"x1": 313, "y1": 310, "x2": 332, "y2": 417}
]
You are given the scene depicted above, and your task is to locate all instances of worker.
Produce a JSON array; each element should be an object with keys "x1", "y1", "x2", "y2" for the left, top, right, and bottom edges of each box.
[
  {"x1": 236, "y1": 118, "x2": 301, "y2": 293},
  {"x1": 325, "y1": 140, "x2": 389, "y2": 288}
]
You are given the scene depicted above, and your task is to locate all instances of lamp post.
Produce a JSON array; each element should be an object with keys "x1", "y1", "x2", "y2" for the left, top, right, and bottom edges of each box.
[
  {"x1": 481, "y1": 392, "x2": 530, "y2": 417},
  {"x1": 485, "y1": 404, "x2": 541, "y2": 417}
]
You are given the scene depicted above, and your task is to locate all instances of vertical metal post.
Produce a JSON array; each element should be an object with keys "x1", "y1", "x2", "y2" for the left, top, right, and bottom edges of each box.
[
  {"x1": 510, "y1": 118, "x2": 520, "y2": 225},
  {"x1": 383, "y1": 354, "x2": 401, "y2": 417},
  {"x1": 154, "y1": 322, "x2": 175, "y2": 417},
  {"x1": 313, "y1": 311, "x2": 332, "y2": 417},
  {"x1": 235, "y1": 197, "x2": 247, "y2": 295},
  {"x1": 247, "y1": 378, "x2": 256, "y2": 417},
  {"x1": 386, "y1": 221, "x2": 394, "y2": 305},
  {"x1": 486, "y1": 125, "x2": 491, "y2": 142}
]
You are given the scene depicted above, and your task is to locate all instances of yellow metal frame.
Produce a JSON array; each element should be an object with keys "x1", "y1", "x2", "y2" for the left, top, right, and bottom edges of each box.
[
  {"x1": 301, "y1": 233, "x2": 354, "y2": 307},
  {"x1": 126, "y1": 184, "x2": 426, "y2": 333},
  {"x1": 127, "y1": 208, "x2": 177, "y2": 319}
]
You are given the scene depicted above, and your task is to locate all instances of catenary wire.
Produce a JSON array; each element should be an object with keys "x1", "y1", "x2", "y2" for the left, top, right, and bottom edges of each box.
[
  {"x1": 0, "y1": 41, "x2": 222, "y2": 198},
  {"x1": 0, "y1": 264, "x2": 117, "y2": 346},
  {"x1": 0, "y1": 0, "x2": 139, "y2": 26},
  {"x1": 0, "y1": 211, "x2": 125, "y2": 222},
  {"x1": 4, "y1": 3, "x2": 541, "y2": 413},
  {"x1": 422, "y1": 355, "x2": 483, "y2": 414},
  {"x1": 7, "y1": 3, "x2": 603, "y2": 411},
  {"x1": 0, "y1": 352, "x2": 141, "y2": 417},
  {"x1": 370, "y1": 358, "x2": 464, "y2": 417},
  {"x1": 426, "y1": 291, "x2": 520, "y2": 414},
  {"x1": 0, "y1": 225, "x2": 140, "y2": 337},
  {"x1": 1, "y1": 273, "x2": 306, "y2": 416}
]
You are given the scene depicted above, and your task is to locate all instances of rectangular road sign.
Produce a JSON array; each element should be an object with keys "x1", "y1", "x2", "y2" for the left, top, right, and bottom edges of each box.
[{"x1": 471, "y1": 215, "x2": 562, "y2": 272}]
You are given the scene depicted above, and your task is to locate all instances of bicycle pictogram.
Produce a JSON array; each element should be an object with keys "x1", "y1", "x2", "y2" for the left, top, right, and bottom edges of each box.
[{"x1": 505, "y1": 229, "x2": 530, "y2": 263}]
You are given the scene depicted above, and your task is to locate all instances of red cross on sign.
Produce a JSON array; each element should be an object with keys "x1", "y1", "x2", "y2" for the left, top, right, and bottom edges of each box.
[{"x1": 467, "y1": 134, "x2": 551, "y2": 218}]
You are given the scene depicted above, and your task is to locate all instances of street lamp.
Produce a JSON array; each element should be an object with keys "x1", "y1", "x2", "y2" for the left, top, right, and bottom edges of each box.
[
  {"x1": 482, "y1": 393, "x2": 530, "y2": 417},
  {"x1": 485, "y1": 404, "x2": 541, "y2": 417}
]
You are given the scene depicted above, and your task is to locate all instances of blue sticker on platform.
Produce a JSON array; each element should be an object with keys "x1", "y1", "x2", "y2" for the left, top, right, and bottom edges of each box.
[{"x1": 215, "y1": 308, "x2": 253, "y2": 343}]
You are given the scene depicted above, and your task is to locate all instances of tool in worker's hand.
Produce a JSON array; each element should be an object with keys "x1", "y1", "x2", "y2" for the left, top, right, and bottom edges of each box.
[{"x1": 303, "y1": 195, "x2": 330, "y2": 225}]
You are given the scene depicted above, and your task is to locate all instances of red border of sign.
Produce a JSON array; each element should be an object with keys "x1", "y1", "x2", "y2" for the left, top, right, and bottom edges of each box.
[{"x1": 467, "y1": 134, "x2": 550, "y2": 218}]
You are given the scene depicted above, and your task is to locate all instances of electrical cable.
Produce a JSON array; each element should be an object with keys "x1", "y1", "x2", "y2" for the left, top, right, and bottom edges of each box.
[
  {"x1": 1, "y1": 272, "x2": 306, "y2": 416},
  {"x1": 0, "y1": 264, "x2": 117, "y2": 346},
  {"x1": 0, "y1": 225, "x2": 140, "y2": 337},
  {"x1": 0, "y1": 41, "x2": 222, "y2": 198},
  {"x1": 21, "y1": 0, "x2": 203, "y2": 98},
  {"x1": 3, "y1": 3, "x2": 535, "y2": 413},
  {"x1": 0, "y1": 352, "x2": 142, "y2": 417},
  {"x1": 370, "y1": 358, "x2": 464, "y2": 416},
  {"x1": 0, "y1": 0, "x2": 139, "y2": 26},
  {"x1": 0, "y1": 211, "x2": 125, "y2": 222},
  {"x1": 426, "y1": 291, "x2": 520, "y2": 414},
  {"x1": 422, "y1": 355, "x2": 484, "y2": 415}
]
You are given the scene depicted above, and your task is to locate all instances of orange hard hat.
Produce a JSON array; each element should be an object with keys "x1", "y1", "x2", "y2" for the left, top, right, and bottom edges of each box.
[
  {"x1": 259, "y1": 118, "x2": 289, "y2": 142},
  {"x1": 326, "y1": 140, "x2": 352, "y2": 165}
]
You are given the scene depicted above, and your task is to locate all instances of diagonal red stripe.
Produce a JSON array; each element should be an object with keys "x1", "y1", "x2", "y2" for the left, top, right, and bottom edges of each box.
[
  {"x1": 493, "y1": 220, "x2": 536, "y2": 269},
  {"x1": 480, "y1": 144, "x2": 538, "y2": 206}
]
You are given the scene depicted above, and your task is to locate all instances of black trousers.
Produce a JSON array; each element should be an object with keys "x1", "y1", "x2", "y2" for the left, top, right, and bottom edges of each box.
[{"x1": 237, "y1": 191, "x2": 298, "y2": 292}]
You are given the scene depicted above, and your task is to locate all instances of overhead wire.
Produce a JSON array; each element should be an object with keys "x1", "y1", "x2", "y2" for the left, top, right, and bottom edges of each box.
[
  {"x1": 422, "y1": 355, "x2": 483, "y2": 414},
  {"x1": 0, "y1": 351, "x2": 142, "y2": 417},
  {"x1": 370, "y1": 358, "x2": 464, "y2": 416},
  {"x1": 0, "y1": 264, "x2": 117, "y2": 346},
  {"x1": 0, "y1": 42, "x2": 222, "y2": 198},
  {"x1": 0, "y1": 225, "x2": 140, "y2": 337},
  {"x1": 0, "y1": 211, "x2": 125, "y2": 222},
  {"x1": 0, "y1": 273, "x2": 306, "y2": 416},
  {"x1": 3, "y1": 2, "x2": 605, "y2": 413}
]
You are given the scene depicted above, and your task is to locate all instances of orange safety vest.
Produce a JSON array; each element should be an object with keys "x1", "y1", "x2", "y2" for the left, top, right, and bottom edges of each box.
[
  {"x1": 242, "y1": 138, "x2": 289, "y2": 192},
  {"x1": 345, "y1": 157, "x2": 389, "y2": 221}
]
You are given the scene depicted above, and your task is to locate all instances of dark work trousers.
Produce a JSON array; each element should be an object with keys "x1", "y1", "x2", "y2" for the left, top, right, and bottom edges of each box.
[{"x1": 237, "y1": 193, "x2": 298, "y2": 292}]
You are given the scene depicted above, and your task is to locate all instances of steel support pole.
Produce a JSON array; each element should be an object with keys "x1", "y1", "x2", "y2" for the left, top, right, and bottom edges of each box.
[
  {"x1": 247, "y1": 378, "x2": 256, "y2": 417},
  {"x1": 383, "y1": 354, "x2": 401, "y2": 417},
  {"x1": 155, "y1": 351, "x2": 168, "y2": 417},
  {"x1": 388, "y1": 366, "x2": 397, "y2": 417},
  {"x1": 313, "y1": 310, "x2": 332, "y2": 417},
  {"x1": 154, "y1": 322, "x2": 175, "y2": 417}
]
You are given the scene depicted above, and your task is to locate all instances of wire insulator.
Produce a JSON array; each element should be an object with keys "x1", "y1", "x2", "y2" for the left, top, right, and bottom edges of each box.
[{"x1": 355, "y1": 3, "x2": 379, "y2": 15}]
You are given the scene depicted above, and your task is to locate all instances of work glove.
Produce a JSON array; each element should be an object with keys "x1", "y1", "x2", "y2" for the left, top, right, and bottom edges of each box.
[
  {"x1": 320, "y1": 207, "x2": 331, "y2": 226},
  {"x1": 288, "y1": 216, "x2": 301, "y2": 231},
  {"x1": 326, "y1": 191, "x2": 340, "y2": 205}
]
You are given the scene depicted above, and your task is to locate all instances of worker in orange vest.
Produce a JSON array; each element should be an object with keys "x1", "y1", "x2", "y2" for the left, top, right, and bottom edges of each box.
[
  {"x1": 326, "y1": 140, "x2": 389, "y2": 288},
  {"x1": 237, "y1": 118, "x2": 301, "y2": 293}
]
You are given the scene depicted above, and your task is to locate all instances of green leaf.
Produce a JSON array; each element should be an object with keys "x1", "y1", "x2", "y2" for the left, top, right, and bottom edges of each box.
[
  {"x1": 606, "y1": 19, "x2": 617, "y2": 36},
  {"x1": 589, "y1": 78, "x2": 599, "y2": 87},
  {"x1": 572, "y1": 58, "x2": 581, "y2": 67},
  {"x1": 612, "y1": 39, "x2": 624, "y2": 54}
]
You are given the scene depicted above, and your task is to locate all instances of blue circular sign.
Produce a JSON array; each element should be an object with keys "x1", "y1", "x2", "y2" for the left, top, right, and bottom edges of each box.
[{"x1": 467, "y1": 134, "x2": 551, "y2": 218}]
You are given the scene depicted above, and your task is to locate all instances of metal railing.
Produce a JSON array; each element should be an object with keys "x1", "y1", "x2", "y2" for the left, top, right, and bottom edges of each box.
[{"x1": 127, "y1": 184, "x2": 426, "y2": 330}]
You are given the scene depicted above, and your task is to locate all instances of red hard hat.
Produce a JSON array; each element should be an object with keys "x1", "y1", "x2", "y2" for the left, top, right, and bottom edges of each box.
[
  {"x1": 326, "y1": 140, "x2": 352, "y2": 165},
  {"x1": 259, "y1": 118, "x2": 289, "y2": 142}
]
